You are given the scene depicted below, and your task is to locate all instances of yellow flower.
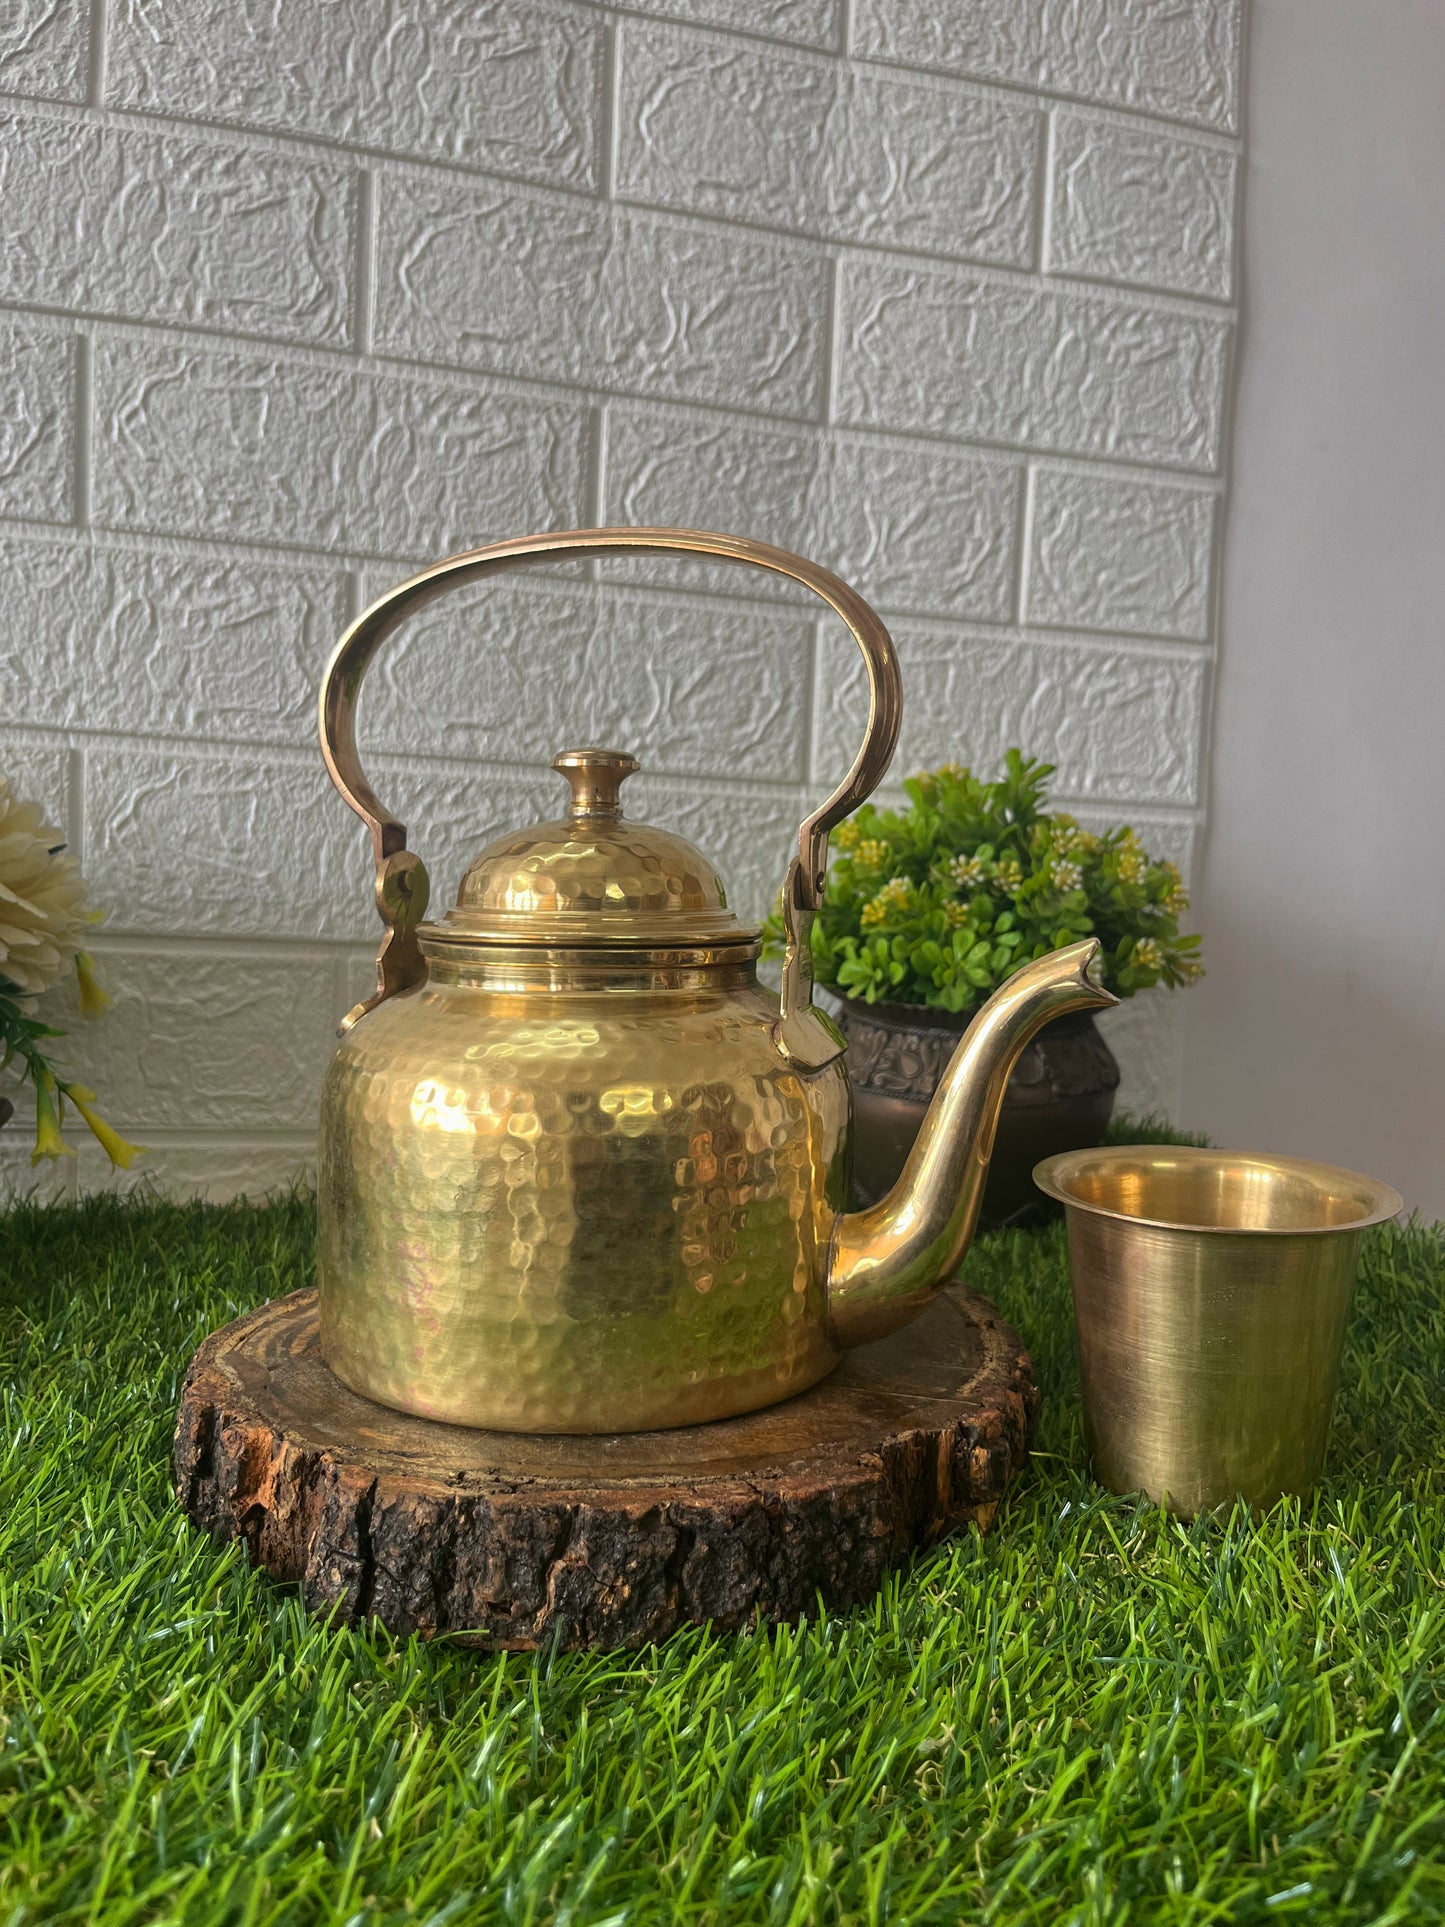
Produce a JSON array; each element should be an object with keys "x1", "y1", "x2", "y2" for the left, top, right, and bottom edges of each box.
[
  {"x1": 59, "y1": 1081, "x2": 144, "y2": 1171},
  {"x1": 75, "y1": 949, "x2": 112, "y2": 1018},
  {"x1": 1132, "y1": 938, "x2": 1165, "y2": 972},
  {"x1": 912, "y1": 763, "x2": 967, "y2": 794},
  {"x1": 942, "y1": 900, "x2": 969, "y2": 928},
  {"x1": 852, "y1": 838, "x2": 890, "y2": 872},
  {"x1": 1116, "y1": 846, "x2": 1147, "y2": 886},
  {"x1": 1156, "y1": 861, "x2": 1190, "y2": 916},
  {"x1": 860, "y1": 876, "x2": 913, "y2": 928},
  {"x1": 30, "y1": 1070, "x2": 74, "y2": 1166},
  {"x1": 832, "y1": 819, "x2": 862, "y2": 852},
  {"x1": 995, "y1": 857, "x2": 1023, "y2": 894}
]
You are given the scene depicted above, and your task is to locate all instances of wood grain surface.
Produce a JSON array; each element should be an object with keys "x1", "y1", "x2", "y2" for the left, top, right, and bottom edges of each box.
[{"x1": 174, "y1": 1285, "x2": 1039, "y2": 1650}]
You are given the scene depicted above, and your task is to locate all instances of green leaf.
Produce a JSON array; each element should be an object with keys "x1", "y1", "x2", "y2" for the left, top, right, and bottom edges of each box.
[{"x1": 811, "y1": 753, "x2": 1204, "y2": 1005}]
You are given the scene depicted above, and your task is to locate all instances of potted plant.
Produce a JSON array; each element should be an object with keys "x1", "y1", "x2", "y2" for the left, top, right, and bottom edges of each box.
[
  {"x1": 763, "y1": 753, "x2": 1202, "y2": 1223},
  {"x1": 0, "y1": 774, "x2": 140, "y2": 1171}
]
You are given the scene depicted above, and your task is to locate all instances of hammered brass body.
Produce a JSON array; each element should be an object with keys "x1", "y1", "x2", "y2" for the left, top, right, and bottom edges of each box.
[
  {"x1": 315, "y1": 527, "x2": 1118, "y2": 1433},
  {"x1": 1034, "y1": 1147, "x2": 1403, "y2": 1517},
  {"x1": 319, "y1": 949, "x2": 850, "y2": 1432}
]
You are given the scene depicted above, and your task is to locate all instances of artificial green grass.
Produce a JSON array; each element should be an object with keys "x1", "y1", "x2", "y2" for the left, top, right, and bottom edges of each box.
[{"x1": 0, "y1": 1184, "x2": 1442, "y2": 1926}]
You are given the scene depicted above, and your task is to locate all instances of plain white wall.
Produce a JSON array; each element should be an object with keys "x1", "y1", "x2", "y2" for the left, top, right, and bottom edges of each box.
[
  {"x1": 0, "y1": 0, "x2": 1242, "y2": 1199},
  {"x1": 1183, "y1": 0, "x2": 1445, "y2": 1214}
]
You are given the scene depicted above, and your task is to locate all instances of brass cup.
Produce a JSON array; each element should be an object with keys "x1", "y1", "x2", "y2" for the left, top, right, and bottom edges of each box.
[{"x1": 1033, "y1": 1147, "x2": 1402, "y2": 1517}]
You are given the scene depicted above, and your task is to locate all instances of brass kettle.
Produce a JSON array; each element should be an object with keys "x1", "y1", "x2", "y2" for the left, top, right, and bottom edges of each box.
[{"x1": 316, "y1": 528, "x2": 1116, "y2": 1433}]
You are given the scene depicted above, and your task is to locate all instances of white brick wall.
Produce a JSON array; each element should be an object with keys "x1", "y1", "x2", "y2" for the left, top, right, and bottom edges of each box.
[{"x1": 0, "y1": 0, "x2": 1240, "y2": 1201}]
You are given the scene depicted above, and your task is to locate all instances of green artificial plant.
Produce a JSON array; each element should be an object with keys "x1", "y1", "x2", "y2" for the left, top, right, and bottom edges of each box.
[{"x1": 763, "y1": 752, "x2": 1203, "y2": 1013}]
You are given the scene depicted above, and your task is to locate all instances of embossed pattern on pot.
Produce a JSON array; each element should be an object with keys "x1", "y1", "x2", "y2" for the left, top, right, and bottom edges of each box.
[{"x1": 318, "y1": 969, "x2": 850, "y2": 1432}]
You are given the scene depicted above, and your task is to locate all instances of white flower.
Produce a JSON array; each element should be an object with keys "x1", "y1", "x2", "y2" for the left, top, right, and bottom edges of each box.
[
  {"x1": 0, "y1": 778, "x2": 91, "y2": 996},
  {"x1": 1051, "y1": 859, "x2": 1083, "y2": 892}
]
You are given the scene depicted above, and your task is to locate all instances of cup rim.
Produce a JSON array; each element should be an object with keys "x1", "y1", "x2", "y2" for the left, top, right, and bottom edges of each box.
[{"x1": 1033, "y1": 1144, "x2": 1404, "y2": 1236}]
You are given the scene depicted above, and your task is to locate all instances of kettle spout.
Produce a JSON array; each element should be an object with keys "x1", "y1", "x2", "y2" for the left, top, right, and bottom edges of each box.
[{"x1": 825, "y1": 938, "x2": 1118, "y2": 1347}]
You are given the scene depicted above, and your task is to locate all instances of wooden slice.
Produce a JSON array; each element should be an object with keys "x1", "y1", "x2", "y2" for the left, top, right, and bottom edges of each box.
[{"x1": 174, "y1": 1285, "x2": 1039, "y2": 1651}]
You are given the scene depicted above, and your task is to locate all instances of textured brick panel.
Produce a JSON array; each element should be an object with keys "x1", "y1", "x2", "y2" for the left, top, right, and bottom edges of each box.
[
  {"x1": 0, "y1": 110, "x2": 357, "y2": 347},
  {"x1": 84, "y1": 742, "x2": 581, "y2": 941},
  {"x1": 0, "y1": 533, "x2": 345, "y2": 744},
  {"x1": 837, "y1": 257, "x2": 1230, "y2": 471},
  {"x1": 106, "y1": 0, "x2": 606, "y2": 193},
  {"x1": 814, "y1": 626, "x2": 1204, "y2": 805},
  {"x1": 92, "y1": 338, "x2": 590, "y2": 558},
  {"x1": 0, "y1": 315, "x2": 74, "y2": 523},
  {"x1": 77, "y1": 1138, "x2": 317, "y2": 1203},
  {"x1": 825, "y1": 440, "x2": 1022, "y2": 623},
  {"x1": 620, "y1": 0, "x2": 842, "y2": 50},
  {"x1": 374, "y1": 175, "x2": 829, "y2": 419},
  {"x1": 605, "y1": 409, "x2": 1020, "y2": 620},
  {"x1": 53, "y1": 943, "x2": 338, "y2": 1130},
  {"x1": 0, "y1": 731, "x2": 68, "y2": 824},
  {"x1": 1099, "y1": 992, "x2": 1186, "y2": 1123},
  {"x1": 0, "y1": 0, "x2": 1242, "y2": 1192},
  {"x1": 357, "y1": 575, "x2": 815, "y2": 784},
  {"x1": 1050, "y1": 114, "x2": 1236, "y2": 300},
  {"x1": 852, "y1": 0, "x2": 1242, "y2": 133},
  {"x1": 85, "y1": 742, "x2": 371, "y2": 940},
  {"x1": 1028, "y1": 470, "x2": 1215, "y2": 640},
  {"x1": 606, "y1": 410, "x2": 817, "y2": 602},
  {"x1": 0, "y1": 0, "x2": 88, "y2": 104},
  {"x1": 616, "y1": 21, "x2": 1040, "y2": 266}
]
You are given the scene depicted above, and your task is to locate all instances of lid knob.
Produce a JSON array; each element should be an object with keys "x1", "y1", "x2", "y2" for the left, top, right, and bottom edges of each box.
[{"x1": 552, "y1": 748, "x2": 639, "y2": 821}]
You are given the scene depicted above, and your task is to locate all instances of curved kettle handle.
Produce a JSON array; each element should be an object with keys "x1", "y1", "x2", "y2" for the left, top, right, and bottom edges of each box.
[{"x1": 319, "y1": 526, "x2": 902, "y2": 1062}]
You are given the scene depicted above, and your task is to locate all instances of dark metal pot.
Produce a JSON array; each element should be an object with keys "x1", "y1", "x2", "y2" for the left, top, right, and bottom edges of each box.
[{"x1": 835, "y1": 1000, "x2": 1120, "y2": 1227}]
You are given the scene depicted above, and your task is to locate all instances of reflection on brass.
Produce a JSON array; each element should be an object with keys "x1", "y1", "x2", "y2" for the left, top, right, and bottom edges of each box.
[
  {"x1": 441, "y1": 747, "x2": 756, "y2": 948},
  {"x1": 318, "y1": 526, "x2": 905, "y2": 1069},
  {"x1": 315, "y1": 526, "x2": 1117, "y2": 1434},
  {"x1": 1034, "y1": 1147, "x2": 1403, "y2": 1516},
  {"x1": 827, "y1": 944, "x2": 1115, "y2": 1346}
]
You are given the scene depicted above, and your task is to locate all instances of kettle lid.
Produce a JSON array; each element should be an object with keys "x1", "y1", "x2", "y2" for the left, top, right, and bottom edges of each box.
[{"x1": 424, "y1": 748, "x2": 760, "y2": 948}]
